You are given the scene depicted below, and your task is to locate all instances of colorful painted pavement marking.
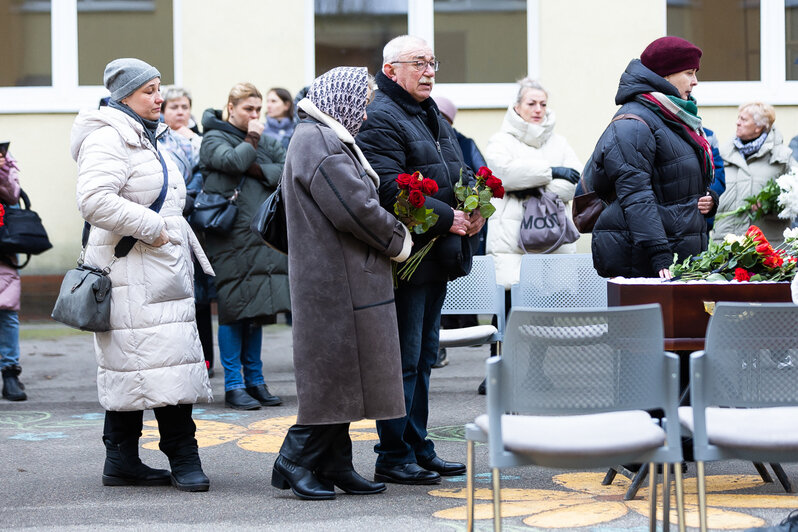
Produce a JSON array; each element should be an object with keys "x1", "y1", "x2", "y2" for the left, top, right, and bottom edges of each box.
[{"x1": 4, "y1": 412, "x2": 796, "y2": 529}]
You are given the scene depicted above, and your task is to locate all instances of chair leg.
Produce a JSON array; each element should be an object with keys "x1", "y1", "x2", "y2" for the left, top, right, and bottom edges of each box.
[
  {"x1": 601, "y1": 467, "x2": 618, "y2": 485},
  {"x1": 625, "y1": 466, "x2": 648, "y2": 500},
  {"x1": 769, "y1": 463, "x2": 794, "y2": 493},
  {"x1": 492, "y1": 467, "x2": 501, "y2": 532},
  {"x1": 648, "y1": 463, "x2": 657, "y2": 532},
  {"x1": 697, "y1": 461, "x2": 708, "y2": 532},
  {"x1": 663, "y1": 463, "x2": 671, "y2": 531},
  {"x1": 674, "y1": 462, "x2": 686, "y2": 532},
  {"x1": 466, "y1": 440, "x2": 475, "y2": 532},
  {"x1": 753, "y1": 462, "x2": 773, "y2": 483}
]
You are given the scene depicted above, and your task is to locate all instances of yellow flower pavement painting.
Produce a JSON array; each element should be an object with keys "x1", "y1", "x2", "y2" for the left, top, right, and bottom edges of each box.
[
  {"x1": 432, "y1": 471, "x2": 798, "y2": 529},
  {"x1": 141, "y1": 414, "x2": 378, "y2": 453}
]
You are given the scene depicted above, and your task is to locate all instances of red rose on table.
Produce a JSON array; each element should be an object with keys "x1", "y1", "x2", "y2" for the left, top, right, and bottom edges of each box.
[
  {"x1": 476, "y1": 166, "x2": 492, "y2": 178},
  {"x1": 755, "y1": 242, "x2": 774, "y2": 255},
  {"x1": 396, "y1": 173, "x2": 414, "y2": 189},
  {"x1": 733, "y1": 268, "x2": 751, "y2": 282},
  {"x1": 764, "y1": 254, "x2": 784, "y2": 268},
  {"x1": 746, "y1": 225, "x2": 766, "y2": 242},
  {"x1": 408, "y1": 189, "x2": 425, "y2": 208},
  {"x1": 421, "y1": 178, "x2": 438, "y2": 195}
]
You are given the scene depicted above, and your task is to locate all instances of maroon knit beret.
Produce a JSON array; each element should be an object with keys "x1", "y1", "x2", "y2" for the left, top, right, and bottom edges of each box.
[{"x1": 641, "y1": 36, "x2": 702, "y2": 77}]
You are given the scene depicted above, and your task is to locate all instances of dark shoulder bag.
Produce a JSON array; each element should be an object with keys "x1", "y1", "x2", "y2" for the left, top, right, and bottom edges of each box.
[
  {"x1": 0, "y1": 189, "x2": 53, "y2": 268},
  {"x1": 51, "y1": 153, "x2": 170, "y2": 332},
  {"x1": 250, "y1": 181, "x2": 288, "y2": 255},
  {"x1": 572, "y1": 113, "x2": 646, "y2": 233},
  {"x1": 189, "y1": 176, "x2": 246, "y2": 234}
]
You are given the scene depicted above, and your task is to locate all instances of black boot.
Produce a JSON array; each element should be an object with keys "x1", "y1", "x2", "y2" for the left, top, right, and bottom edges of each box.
[
  {"x1": 102, "y1": 438, "x2": 171, "y2": 486},
  {"x1": 155, "y1": 404, "x2": 209, "y2": 492},
  {"x1": 246, "y1": 384, "x2": 282, "y2": 406},
  {"x1": 272, "y1": 454, "x2": 335, "y2": 500},
  {"x1": 315, "y1": 423, "x2": 384, "y2": 494},
  {"x1": 2, "y1": 365, "x2": 26, "y2": 401}
]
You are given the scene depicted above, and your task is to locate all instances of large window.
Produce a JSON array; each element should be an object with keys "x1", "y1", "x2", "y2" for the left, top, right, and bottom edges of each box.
[
  {"x1": 0, "y1": 0, "x2": 178, "y2": 113},
  {"x1": 311, "y1": 0, "x2": 535, "y2": 108},
  {"x1": 668, "y1": 0, "x2": 798, "y2": 105}
]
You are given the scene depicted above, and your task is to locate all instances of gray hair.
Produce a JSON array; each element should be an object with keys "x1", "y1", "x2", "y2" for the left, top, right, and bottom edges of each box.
[
  {"x1": 515, "y1": 77, "x2": 547, "y2": 105},
  {"x1": 383, "y1": 35, "x2": 429, "y2": 65},
  {"x1": 162, "y1": 86, "x2": 193, "y2": 106},
  {"x1": 738, "y1": 101, "x2": 776, "y2": 132}
]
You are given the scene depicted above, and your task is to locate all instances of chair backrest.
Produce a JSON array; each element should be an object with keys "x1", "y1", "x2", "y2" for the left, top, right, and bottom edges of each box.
[
  {"x1": 701, "y1": 302, "x2": 798, "y2": 408},
  {"x1": 495, "y1": 304, "x2": 672, "y2": 416},
  {"x1": 511, "y1": 253, "x2": 607, "y2": 309},
  {"x1": 441, "y1": 255, "x2": 505, "y2": 339}
]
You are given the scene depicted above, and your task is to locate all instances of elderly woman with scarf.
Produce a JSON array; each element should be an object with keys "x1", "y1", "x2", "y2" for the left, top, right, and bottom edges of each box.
[
  {"x1": 271, "y1": 67, "x2": 411, "y2": 501},
  {"x1": 588, "y1": 36, "x2": 718, "y2": 279},
  {"x1": 71, "y1": 58, "x2": 213, "y2": 491},
  {"x1": 712, "y1": 102, "x2": 795, "y2": 245}
]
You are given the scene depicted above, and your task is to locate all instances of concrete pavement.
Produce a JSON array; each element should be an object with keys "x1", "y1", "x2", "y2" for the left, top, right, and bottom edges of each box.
[{"x1": 0, "y1": 322, "x2": 796, "y2": 531}]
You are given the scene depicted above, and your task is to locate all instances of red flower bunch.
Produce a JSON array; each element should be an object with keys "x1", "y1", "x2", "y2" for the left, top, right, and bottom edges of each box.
[
  {"x1": 393, "y1": 171, "x2": 439, "y2": 235},
  {"x1": 0, "y1": 204, "x2": 5, "y2": 228},
  {"x1": 455, "y1": 166, "x2": 504, "y2": 218},
  {"x1": 477, "y1": 166, "x2": 505, "y2": 199},
  {"x1": 733, "y1": 268, "x2": 750, "y2": 282}
]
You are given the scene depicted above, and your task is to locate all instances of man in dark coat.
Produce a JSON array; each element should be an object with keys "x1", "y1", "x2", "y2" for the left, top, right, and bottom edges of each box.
[
  {"x1": 357, "y1": 35, "x2": 484, "y2": 485},
  {"x1": 587, "y1": 36, "x2": 718, "y2": 279}
]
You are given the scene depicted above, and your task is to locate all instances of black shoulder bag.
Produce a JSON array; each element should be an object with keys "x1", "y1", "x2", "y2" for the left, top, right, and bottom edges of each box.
[{"x1": 0, "y1": 189, "x2": 53, "y2": 268}]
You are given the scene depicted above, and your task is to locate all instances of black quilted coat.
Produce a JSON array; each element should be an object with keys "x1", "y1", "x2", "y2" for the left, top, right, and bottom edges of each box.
[{"x1": 588, "y1": 59, "x2": 716, "y2": 278}]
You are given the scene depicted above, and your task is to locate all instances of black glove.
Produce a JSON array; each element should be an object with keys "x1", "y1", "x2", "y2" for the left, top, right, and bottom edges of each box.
[{"x1": 551, "y1": 166, "x2": 580, "y2": 184}]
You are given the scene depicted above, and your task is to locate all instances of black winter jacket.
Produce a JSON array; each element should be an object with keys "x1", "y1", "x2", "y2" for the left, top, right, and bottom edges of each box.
[
  {"x1": 588, "y1": 59, "x2": 716, "y2": 278},
  {"x1": 357, "y1": 72, "x2": 477, "y2": 284}
]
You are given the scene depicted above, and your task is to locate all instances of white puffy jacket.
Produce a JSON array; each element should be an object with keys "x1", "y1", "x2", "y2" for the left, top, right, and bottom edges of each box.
[
  {"x1": 485, "y1": 106, "x2": 582, "y2": 289},
  {"x1": 70, "y1": 106, "x2": 213, "y2": 411}
]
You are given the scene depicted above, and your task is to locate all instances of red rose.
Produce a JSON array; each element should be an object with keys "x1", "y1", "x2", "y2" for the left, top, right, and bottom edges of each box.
[
  {"x1": 421, "y1": 178, "x2": 438, "y2": 195},
  {"x1": 734, "y1": 268, "x2": 751, "y2": 282},
  {"x1": 486, "y1": 175, "x2": 502, "y2": 191},
  {"x1": 755, "y1": 242, "x2": 774, "y2": 255},
  {"x1": 492, "y1": 185, "x2": 505, "y2": 199},
  {"x1": 764, "y1": 254, "x2": 784, "y2": 268},
  {"x1": 408, "y1": 189, "x2": 425, "y2": 208},
  {"x1": 746, "y1": 225, "x2": 766, "y2": 242},
  {"x1": 476, "y1": 166, "x2": 492, "y2": 179},
  {"x1": 396, "y1": 173, "x2": 414, "y2": 189}
]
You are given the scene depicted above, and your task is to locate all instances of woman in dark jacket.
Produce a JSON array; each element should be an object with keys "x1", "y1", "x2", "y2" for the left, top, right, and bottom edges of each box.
[
  {"x1": 199, "y1": 82, "x2": 288, "y2": 410},
  {"x1": 588, "y1": 36, "x2": 717, "y2": 278},
  {"x1": 272, "y1": 67, "x2": 411, "y2": 501}
]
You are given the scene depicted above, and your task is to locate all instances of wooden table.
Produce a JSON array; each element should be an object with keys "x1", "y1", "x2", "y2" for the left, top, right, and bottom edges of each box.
[{"x1": 607, "y1": 279, "x2": 793, "y2": 351}]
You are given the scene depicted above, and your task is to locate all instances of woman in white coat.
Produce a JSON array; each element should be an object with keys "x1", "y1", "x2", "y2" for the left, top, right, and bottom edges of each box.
[
  {"x1": 480, "y1": 78, "x2": 581, "y2": 393},
  {"x1": 70, "y1": 58, "x2": 214, "y2": 492}
]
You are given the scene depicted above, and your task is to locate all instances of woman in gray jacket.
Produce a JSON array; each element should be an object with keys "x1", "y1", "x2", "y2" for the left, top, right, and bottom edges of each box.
[{"x1": 272, "y1": 67, "x2": 411, "y2": 500}]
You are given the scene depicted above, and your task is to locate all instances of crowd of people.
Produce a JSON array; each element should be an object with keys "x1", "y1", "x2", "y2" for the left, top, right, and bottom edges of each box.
[{"x1": 0, "y1": 29, "x2": 787, "y2": 500}]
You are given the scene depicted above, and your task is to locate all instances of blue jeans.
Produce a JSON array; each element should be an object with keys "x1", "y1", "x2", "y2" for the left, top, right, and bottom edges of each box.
[
  {"x1": 218, "y1": 319, "x2": 264, "y2": 391},
  {"x1": 0, "y1": 310, "x2": 20, "y2": 369},
  {"x1": 375, "y1": 281, "x2": 446, "y2": 467}
]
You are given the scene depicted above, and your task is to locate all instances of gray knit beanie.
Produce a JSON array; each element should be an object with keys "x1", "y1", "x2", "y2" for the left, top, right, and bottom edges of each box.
[{"x1": 103, "y1": 58, "x2": 161, "y2": 101}]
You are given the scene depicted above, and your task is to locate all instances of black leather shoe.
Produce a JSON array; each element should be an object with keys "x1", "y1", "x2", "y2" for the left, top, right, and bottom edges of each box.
[
  {"x1": 417, "y1": 455, "x2": 466, "y2": 476},
  {"x1": 271, "y1": 455, "x2": 335, "y2": 500},
  {"x1": 225, "y1": 388, "x2": 261, "y2": 410},
  {"x1": 246, "y1": 384, "x2": 282, "y2": 406},
  {"x1": 477, "y1": 378, "x2": 486, "y2": 395},
  {"x1": 317, "y1": 469, "x2": 386, "y2": 495},
  {"x1": 374, "y1": 463, "x2": 441, "y2": 485}
]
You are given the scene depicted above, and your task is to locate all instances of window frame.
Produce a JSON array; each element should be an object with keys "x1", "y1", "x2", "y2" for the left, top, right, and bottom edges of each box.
[
  {"x1": 680, "y1": 0, "x2": 798, "y2": 105},
  {"x1": 0, "y1": 0, "x2": 182, "y2": 113},
  {"x1": 308, "y1": 0, "x2": 539, "y2": 109}
]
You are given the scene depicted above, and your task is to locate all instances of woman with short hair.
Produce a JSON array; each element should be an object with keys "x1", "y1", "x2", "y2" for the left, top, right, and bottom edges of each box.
[{"x1": 712, "y1": 101, "x2": 795, "y2": 244}]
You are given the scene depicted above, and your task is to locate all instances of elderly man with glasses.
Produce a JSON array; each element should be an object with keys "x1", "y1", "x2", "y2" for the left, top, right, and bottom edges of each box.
[{"x1": 357, "y1": 35, "x2": 484, "y2": 485}]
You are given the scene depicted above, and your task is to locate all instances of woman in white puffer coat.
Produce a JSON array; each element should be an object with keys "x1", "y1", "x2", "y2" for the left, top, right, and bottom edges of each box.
[
  {"x1": 485, "y1": 78, "x2": 582, "y2": 291},
  {"x1": 70, "y1": 58, "x2": 213, "y2": 492}
]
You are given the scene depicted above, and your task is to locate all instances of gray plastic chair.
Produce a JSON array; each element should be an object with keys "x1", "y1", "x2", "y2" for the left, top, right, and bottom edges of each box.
[
  {"x1": 439, "y1": 255, "x2": 505, "y2": 349},
  {"x1": 679, "y1": 302, "x2": 798, "y2": 532},
  {"x1": 511, "y1": 253, "x2": 607, "y2": 309},
  {"x1": 465, "y1": 304, "x2": 684, "y2": 531}
]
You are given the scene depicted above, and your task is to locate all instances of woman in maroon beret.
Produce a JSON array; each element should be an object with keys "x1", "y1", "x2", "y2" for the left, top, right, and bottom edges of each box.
[{"x1": 586, "y1": 36, "x2": 718, "y2": 280}]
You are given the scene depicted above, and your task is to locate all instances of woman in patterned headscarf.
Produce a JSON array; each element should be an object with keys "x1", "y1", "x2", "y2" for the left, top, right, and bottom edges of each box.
[{"x1": 271, "y1": 67, "x2": 412, "y2": 501}]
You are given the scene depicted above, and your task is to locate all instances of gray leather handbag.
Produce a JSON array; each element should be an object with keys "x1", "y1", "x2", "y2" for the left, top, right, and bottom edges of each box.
[{"x1": 51, "y1": 152, "x2": 170, "y2": 332}]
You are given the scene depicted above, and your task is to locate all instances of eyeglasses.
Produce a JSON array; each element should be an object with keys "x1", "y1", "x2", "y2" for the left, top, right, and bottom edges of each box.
[{"x1": 390, "y1": 59, "x2": 440, "y2": 72}]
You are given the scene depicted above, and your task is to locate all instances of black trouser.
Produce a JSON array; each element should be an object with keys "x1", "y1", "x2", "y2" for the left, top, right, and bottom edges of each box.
[
  {"x1": 103, "y1": 405, "x2": 197, "y2": 454},
  {"x1": 279, "y1": 423, "x2": 352, "y2": 473},
  {"x1": 195, "y1": 302, "x2": 214, "y2": 369}
]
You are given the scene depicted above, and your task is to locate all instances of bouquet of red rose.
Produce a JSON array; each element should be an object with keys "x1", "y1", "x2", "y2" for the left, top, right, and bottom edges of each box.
[
  {"x1": 395, "y1": 166, "x2": 503, "y2": 282},
  {"x1": 394, "y1": 171, "x2": 439, "y2": 234},
  {"x1": 669, "y1": 225, "x2": 797, "y2": 282}
]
